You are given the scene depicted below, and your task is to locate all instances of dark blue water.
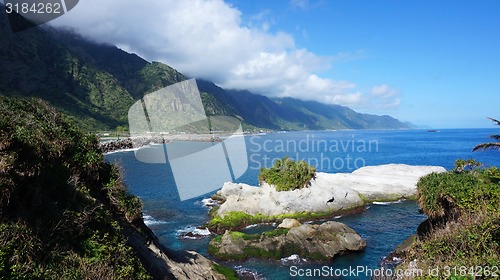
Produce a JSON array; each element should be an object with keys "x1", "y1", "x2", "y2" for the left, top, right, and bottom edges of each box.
[{"x1": 106, "y1": 129, "x2": 500, "y2": 279}]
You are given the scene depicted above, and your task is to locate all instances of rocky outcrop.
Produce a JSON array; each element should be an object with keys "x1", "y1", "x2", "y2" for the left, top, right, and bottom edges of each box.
[
  {"x1": 122, "y1": 216, "x2": 227, "y2": 280},
  {"x1": 100, "y1": 135, "x2": 222, "y2": 153},
  {"x1": 209, "y1": 220, "x2": 366, "y2": 261},
  {"x1": 214, "y1": 164, "x2": 446, "y2": 218},
  {"x1": 100, "y1": 138, "x2": 135, "y2": 153}
]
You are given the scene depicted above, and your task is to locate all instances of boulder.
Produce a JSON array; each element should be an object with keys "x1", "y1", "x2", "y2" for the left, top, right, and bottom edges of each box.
[
  {"x1": 278, "y1": 218, "x2": 301, "y2": 229},
  {"x1": 209, "y1": 221, "x2": 366, "y2": 261}
]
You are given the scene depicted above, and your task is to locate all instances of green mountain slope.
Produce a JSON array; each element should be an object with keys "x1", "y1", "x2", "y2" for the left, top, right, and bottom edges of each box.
[
  {"x1": 0, "y1": 8, "x2": 186, "y2": 131},
  {"x1": 275, "y1": 97, "x2": 408, "y2": 129},
  {"x1": 197, "y1": 80, "x2": 409, "y2": 130},
  {"x1": 0, "y1": 7, "x2": 409, "y2": 131}
]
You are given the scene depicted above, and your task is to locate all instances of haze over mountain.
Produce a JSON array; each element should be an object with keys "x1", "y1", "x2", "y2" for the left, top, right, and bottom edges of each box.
[{"x1": 0, "y1": 7, "x2": 409, "y2": 131}]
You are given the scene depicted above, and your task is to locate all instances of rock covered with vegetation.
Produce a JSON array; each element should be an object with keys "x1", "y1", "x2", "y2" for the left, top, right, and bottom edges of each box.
[
  {"x1": 209, "y1": 162, "x2": 445, "y2": 232},
  {"x1": 208, "y1": 220, "x2": 366, "y2": 261},
  {"x1": 392, "y1": 160, "x2": 500, "y2": 277},
  {"x1": 0, "y1": 97, "x2": 229, "y2": 279}
]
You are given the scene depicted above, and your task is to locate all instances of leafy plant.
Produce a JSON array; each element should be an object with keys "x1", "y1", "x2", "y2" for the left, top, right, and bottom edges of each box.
[
  {"x1": 452, "y1": 158, "x2": 482, "y2": 173},
  {"x1": 399, "y1": 160, "x2": 500, "y2": 277},
  {"x1": 0, "y1": 97, "x2": 151, "y2": 279},
  {"x1": 472, "y1": 117, "x2": 500, "y2": 151},
  {"x1": 258, "y1": 157, "x2": 316, "y2": 191},
  {"x1": 417, "y1": 167, "x2": 500, "y2": 219}
]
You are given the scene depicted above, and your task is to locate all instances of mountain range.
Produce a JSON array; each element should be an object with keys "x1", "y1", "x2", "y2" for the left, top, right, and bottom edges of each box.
[{"x1": 0, "y1": 7, "x2": 410, "y2": 132}]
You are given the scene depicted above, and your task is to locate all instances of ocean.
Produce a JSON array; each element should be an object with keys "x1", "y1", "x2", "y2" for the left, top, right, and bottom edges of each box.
[{"x1": 105, "y1": 128, "x2": 500, "y2": 279}]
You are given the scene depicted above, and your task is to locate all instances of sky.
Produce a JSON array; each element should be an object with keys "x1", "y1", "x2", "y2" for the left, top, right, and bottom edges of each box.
[{"x1": 41, "y1": 0, "x2": 500, "y2": 128}]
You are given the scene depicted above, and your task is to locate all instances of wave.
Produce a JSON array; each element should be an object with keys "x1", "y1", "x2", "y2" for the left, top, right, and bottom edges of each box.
[
  {"x1": 234, "y1": 266, "x2": 265, "y2": 280},
  {"x1": 143, "y1": 214, "x2": 170, "y2": 226},
  {"x1": 372, "y1": 199, "x2": 406, "y2": 205},
  {"x1": 280, "y1": 254, "x2": 307, "y2": 265},
  {"x1": 244, "y1": 224, "x2": 259, "y2": 229},
  {"x1": 200, "y1": 198, "x2": 219, "y2": 207},
  {"x1": 177, "y1": 225, "x2": 211, "y2": 239},
  {"x1": 104, "y1": 147, "x2": 141, "y2": 155}
]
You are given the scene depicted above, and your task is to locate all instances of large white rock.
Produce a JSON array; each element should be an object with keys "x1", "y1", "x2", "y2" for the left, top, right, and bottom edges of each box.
[{"x1": 215, "y1": 164, "x2": 446, "y2": 217}]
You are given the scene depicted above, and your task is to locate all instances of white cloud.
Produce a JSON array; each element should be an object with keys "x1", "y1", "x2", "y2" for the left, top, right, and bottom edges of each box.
[
  {"x1": 289, "y1": 0, "x2": 324, "y2": 10},
  {"x1": 369, "y1": 84, "x2": 401, "y2": 109},
  {"x1": 290, "y1": 0, "x2": 309, "y2": 9},
  {"x1": 49, "y1": 0, "x2": 394, "y2": 110},
  {"x1": 371, "y1": 84, "x2": 399, "y2": 98}
]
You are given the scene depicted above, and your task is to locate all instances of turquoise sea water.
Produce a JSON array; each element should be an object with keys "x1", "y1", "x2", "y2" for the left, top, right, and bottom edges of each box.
[{"x1": 106, "y1": 128, "x2": 500, "y2": 279}]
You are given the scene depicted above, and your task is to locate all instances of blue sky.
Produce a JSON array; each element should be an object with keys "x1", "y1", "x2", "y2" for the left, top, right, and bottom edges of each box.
[
  {"x1": 227, "y1": 0, "x2": 500, "y2": 128},
  {"x1": 47, "y1": 0, "x2": 500, "y2": 128}
]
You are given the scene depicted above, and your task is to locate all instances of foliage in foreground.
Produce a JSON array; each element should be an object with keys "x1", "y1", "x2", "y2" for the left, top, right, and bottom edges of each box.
[
  {"x1": 417, "y1": 160, "x2": 500, "y2": 220},
  {"x1": 258, "y1": 157, "x2": 316, "y2": 191},
  {"x1": 0, "y1": 97, "x2": 150, "y2": 279},
  {"x1": 398, "y1": 160, "x2": 500, "y2": 278}
]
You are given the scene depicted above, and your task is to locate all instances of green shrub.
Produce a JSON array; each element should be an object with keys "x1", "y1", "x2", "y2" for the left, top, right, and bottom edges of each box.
[
  {"x1": 0, "y1": 97, "x2": 151, "y2": 279},
  {"x1": 403, "y1": 209, "x2": 500, "y2": 277},
  {"x1": 416, "y1": 167, "x2": 500, "y2": 219},
  {"x1": 452, "y1": 158, "x2": 482, "y2": 173},
  {"x1": 258, "y1": 157, "x2": 316, "y2": 191},
  {"x1": 212, "y1": 263, "x2": 239, "y2": 280},
  {"x1": 400, "y1": 162, "x2": 500, "y2": 277}
]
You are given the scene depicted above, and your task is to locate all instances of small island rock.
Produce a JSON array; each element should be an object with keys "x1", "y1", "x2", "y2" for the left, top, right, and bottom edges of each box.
[
  {"x1": 209, "y1": 221, "x2": 366, "y2": 261},
  {"x1": 214, "y1": 164, "x2": 446, "y2": 218}
]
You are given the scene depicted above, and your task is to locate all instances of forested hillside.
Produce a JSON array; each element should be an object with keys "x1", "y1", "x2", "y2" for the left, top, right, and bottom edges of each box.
[{"x1": 0, "y1": 5, "x2": 409, "y2": 132}]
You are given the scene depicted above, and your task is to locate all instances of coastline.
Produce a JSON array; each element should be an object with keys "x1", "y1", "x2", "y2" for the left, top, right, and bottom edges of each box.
[
  {"x1": 99, "y1": 134, "x2": 223, "y2": 154},
  {"x1": 102, "y1": 129, "x2": 500, "y2": 278},
  {"x1": 208, "y1": 164, "x2": 446, "y2": 232},
  {"x1": 203, "y1": 164, "x2": 445, "y2": 265}
]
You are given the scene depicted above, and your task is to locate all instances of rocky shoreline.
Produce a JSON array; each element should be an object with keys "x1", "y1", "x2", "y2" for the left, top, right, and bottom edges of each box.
[
  {"x1": 99, "y1": 135, "x2": 222, "y2": 153},
  {"x1": 205, "y1": 164, "x2": 446, "y2": 264},
  {"x1": 212, "y1": 164, "x2": 446, "y2": 220}
]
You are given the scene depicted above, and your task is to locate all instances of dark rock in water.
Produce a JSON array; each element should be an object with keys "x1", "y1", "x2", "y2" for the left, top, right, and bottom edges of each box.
[
  {"x1": 99, "y1": 137, "x2": 167, "y2": 153},
  {"x1": 181, "y1": 231, "x2": 207, "y2": 240},
  {"x1": 99, "y1": 138, "x2": 134, "y2": 153},
  {"x1": 100, "y1": 135, "x2": 222, "y2": 153},
  {"x1": 209, "y1": 220, "x2": 366, "y2": 261}
]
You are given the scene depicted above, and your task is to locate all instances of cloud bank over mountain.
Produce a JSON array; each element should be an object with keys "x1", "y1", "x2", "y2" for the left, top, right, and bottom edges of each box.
[{"x1": 50, "y1": 0, "x2": 400, "y2": 110}]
